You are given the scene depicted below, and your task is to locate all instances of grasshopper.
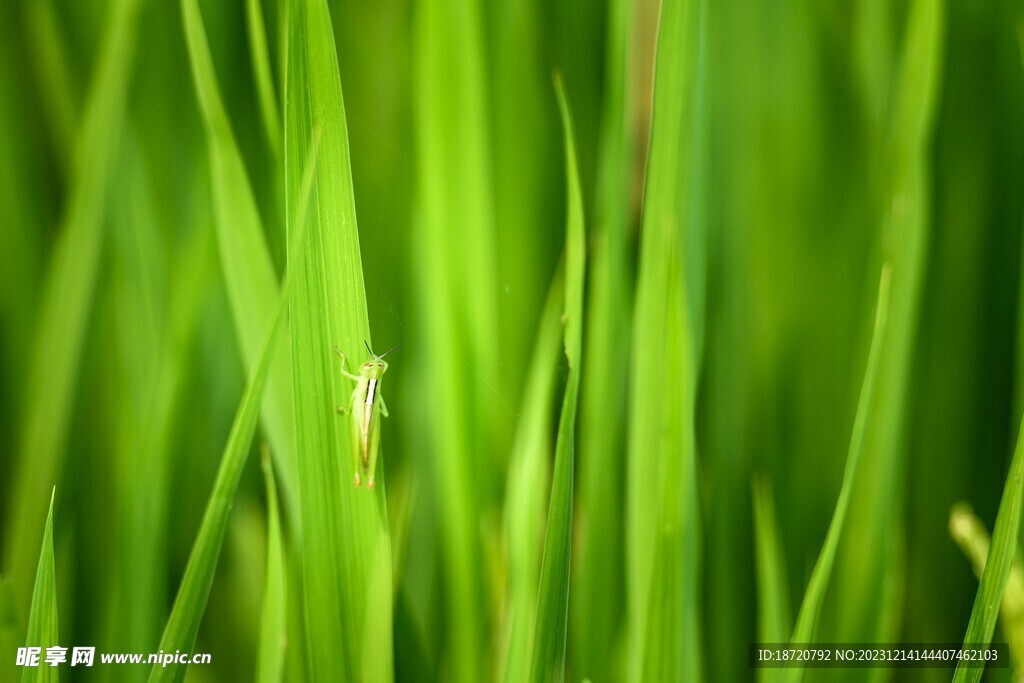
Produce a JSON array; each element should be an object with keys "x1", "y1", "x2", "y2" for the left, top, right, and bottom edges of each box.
[{"x1": 333, "y1": 341, "x2": 401, "y2": 488}]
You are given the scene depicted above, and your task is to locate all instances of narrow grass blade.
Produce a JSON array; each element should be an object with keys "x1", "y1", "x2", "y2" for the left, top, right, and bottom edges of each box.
[
  {"x1": 834, "y1": 0, "x2": 945, "y2": 645},
  {"x1": 181, "y1": 0, "x2": 298, "y2": 527},
  {"x1": 571, "y1": 0, "x2": 633, "y2": 674},
  {"x1": 502, "y1": 270, "x2": 564, "y2": 683},
  {"x1": 752, "y1": 476, "x2": 792, "y2": 646},
  {"x1": 949, "y1": 503, "x2": 1024, "y2": 668},
  {"x1": 147, "y1": 136, "x2": 319, "y2": 683},
  {"x1": 528, "y1": 76, "x2": 585, "y2": 683},
  {"x1": 257, "y1": 448, "x2": 287, "y2": 683},
  {"x1": 413, "y1": 0, "x2": 499, "y2": 676},
  {"x1": 22, "y1": 491, "x2": 58, "y2": 683},
  {"x1": 3, "y1": 0, "x2": 142, "y2": 608},
  {"x1": 247, "y1": 0, "x2": 281, "y2": 158},
  {"x1": 953, "y1": 418, "x2": 1024, "y2": 683},
  {"x1": 286, "y1": 0, "x2": 392, "y2": 678},
  {"x1": 783, "y1": 266, "x2": 892, "y2": 683},
  {"x1": 627, "y1": 0, "x2": 707, "y2": 679}
]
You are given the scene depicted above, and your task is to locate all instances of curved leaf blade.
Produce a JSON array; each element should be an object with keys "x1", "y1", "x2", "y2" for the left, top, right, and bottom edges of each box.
[
  {"x1": 146, "y1": 134, "x2": 319, "y2": 683},
  {"x1": 180, "y1": 0, "x2": 299, "y2": 527},
  {"x1": 528, "y1": 76, "x2": 585, "y2": 683},
  {"x1": 783, "y1": 266, "x2": 892, "y2": 683}
]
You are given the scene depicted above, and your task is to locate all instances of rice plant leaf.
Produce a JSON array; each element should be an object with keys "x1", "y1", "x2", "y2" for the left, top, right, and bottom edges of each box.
[
  {"x1": 3, "y1": 0, "x2": 142, "y2": 607},
  {"x1": 627, "y1": 0, "x2": 707, "y2": 679},
  {"x1": 833, "y1": 0, "x2": 944, "y2": 645},
  {"x1": 147, "y1": 136, "x2": 319, "y2": 683},
  {"x1": 257, "y1": 449, "x2": 287, "y2": 683},
  {"x1": 528, "y1": 76, "x2": 585, "y2": 683},
  {"x1": 783, "y1": 266, "x2": 892, "y2": 683},
  {"x1": 413, "y1": 0, "x2": 498, "y2": 675},
  {"x1": 752, "y1": 476, "x2": 792, "y2": 646},
  {"x1": 246, "y1": 0, "x2": 282, "y2": 157},
  {"x1": 285, "y1": 0, "x2": 392, "y2": 678},
  {"x1": 948, "y1": 503, "x2": 1024, "y2": 667},
  {"x1": 181, "y1": 0, "x2": 299, "y2": 527},
  {"x1": 502, "y1": 268, "x2": 564, "y2": 683},
  {"x1": 22, "y1": 491, "x2": 58, "y2": 683},
  {"x1": 752, "y1": 477, "x2": 791, "y2": 683},
  {"x1": 571, "y1": 0, "x2": 633, "y2": 673},
  {"x1": 953, "y1": 421, "x2": 1024, "y2": 683}
]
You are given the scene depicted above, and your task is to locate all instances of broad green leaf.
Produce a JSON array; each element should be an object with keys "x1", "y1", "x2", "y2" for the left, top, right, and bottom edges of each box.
[
  {"x1": 783, "y1": 266, "x2": 892, "y2": 683},
  {"x1": 528, "y1": 76, "x2": 585, "y2": 683},
  {"x1": 285, "y1": 0, "x2": 392, "y2": 678},
  {"x1": 954, "y1": 419, "x2": 1024, "y2": 683},
  {"x1": 23, "y1": 492, "x2": 58, "y2": 683},
  {"x1": 180, "y1": 0, "x2": 299, "y2": 528},
  {"x1": 3, "y1": 0, "x2": 142, "y2": 608},
  {"x1": 627, "y1": 0, "x2": 707, "y2": 680},
  {"x1": 257, "y1": 449, "x2": 287, "y2": 683},
  {"x1": 146, "y1": 134, "x2": 319, "y2": 683},
  {"x1": 502, "y1": 270, "x2": 564, "y2": 683}
]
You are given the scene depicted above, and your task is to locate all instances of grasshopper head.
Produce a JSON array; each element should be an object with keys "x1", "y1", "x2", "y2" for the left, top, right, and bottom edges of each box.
[
  {"x1": 362, "y1": 340, "x2": 401, "y2": 376},
  {"x1": 362, "y1": 359, "x2": 388, "y2": 375}
]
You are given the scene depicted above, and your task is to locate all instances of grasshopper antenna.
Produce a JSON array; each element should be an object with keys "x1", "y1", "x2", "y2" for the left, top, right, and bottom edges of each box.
[
  {"x1": 378, "y1": 342, "x2": 404, "y2": 359},
  {"x1": 365, "y1": 340, "x2": 404, "y2": 360}
]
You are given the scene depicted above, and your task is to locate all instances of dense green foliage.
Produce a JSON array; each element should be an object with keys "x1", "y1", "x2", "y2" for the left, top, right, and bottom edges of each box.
[{"x1": 2, "y1": 0, "x2": 1024, "y2": 681}]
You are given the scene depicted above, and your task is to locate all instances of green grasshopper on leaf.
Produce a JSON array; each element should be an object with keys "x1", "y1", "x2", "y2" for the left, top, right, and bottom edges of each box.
[{"x1": 333, "y1": 341, "x2": 401, "y2": 489}]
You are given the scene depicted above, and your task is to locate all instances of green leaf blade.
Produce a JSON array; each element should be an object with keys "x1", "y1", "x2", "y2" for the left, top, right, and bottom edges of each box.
[
  {"x1": 832, "y1": 0, "x2": 945, "y2": 646},
  {"x1": 502, "y1": 271, "x2": 564, "y2": 683},
  {"x1": 528, "y1": 77, "x2": 585, "y2": 683},
  {"x1": 146, "y1": 132, "x2": 318, "y2": 683},
  {"x1": 180, "y1": 0, "x2": 299, "y2": 528},
  {"x1": 752, "y1": 477, "x2": 792, "y2": 646},
  {"x1": 257, "y1": 451, "x2": 287, "y2": 683},
  {"x1": 626, "y1": 0, "x2": 707, "y2": 679},
  {"x1": 4, "y1": 0, "x2": 142, "y2": 607},
  {"x1": 571, "y1": 0, "x2": 634, "y2": 673},
  {"x1": 285, "y1": 0, "x2": 392, "y2": 679},
  {"x1": 412, "y1": 0, "x2": 500, "y2": 677},
  {"x1": 783, "y1": 266, "x2": 893, "y2": 683},
  {"x1": 246, "y1": 0, "x2": 282, "y2": 158},
  {"x1": 954, "y1": 420, "x2": 1024, "y2": 683},
  {"x1": 22, "y1": 492, "x2": 58, "y2": 683}
]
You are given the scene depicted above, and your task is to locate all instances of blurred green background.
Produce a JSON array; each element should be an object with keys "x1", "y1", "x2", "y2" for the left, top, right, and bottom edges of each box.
[{"x1": 1, "y1": 0, "x2": 1023, "y2": 680}]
